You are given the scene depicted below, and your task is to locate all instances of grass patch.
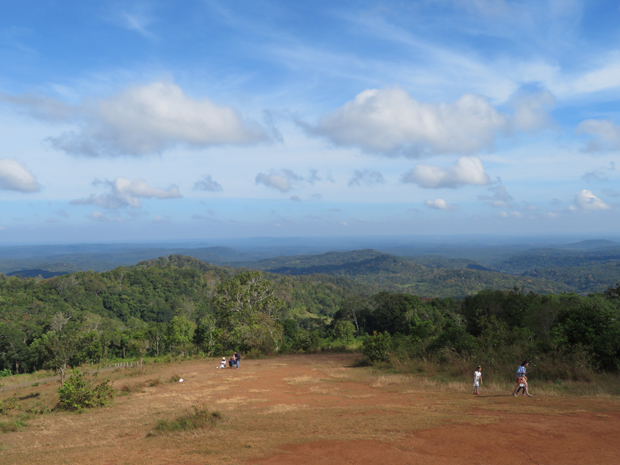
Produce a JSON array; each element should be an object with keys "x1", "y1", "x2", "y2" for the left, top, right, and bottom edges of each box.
[
  {"x1": 167, "y1": 374, "x2": 181, "y2": 383},
  {"x1": 148, "y1": 406, "x2": 222, "y2": 436},
  {"x1": 0, "y1": 414, "x2": 30, "y2": 434},
  {"x1": 147, "y1": 376, "x2": 162, "y2": 387}
]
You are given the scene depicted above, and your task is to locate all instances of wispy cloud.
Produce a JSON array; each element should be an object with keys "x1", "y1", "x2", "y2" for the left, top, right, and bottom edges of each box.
[
  {"x1": 348, "y1": 170, "x2": 386, "y2": 187},
  {"x1": 193, "y1": 175, "x2": 223, "y2": 192}
]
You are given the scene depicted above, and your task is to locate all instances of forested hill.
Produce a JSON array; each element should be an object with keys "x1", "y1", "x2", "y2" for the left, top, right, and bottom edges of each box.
[{"x1": 243, "y1": 249, "x2": 571, "y2": 296}]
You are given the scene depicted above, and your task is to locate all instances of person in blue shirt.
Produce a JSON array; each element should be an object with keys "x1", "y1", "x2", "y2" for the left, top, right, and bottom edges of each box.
[{"x1": 513, "y1": 360, "x2": 532, "y2": 397}]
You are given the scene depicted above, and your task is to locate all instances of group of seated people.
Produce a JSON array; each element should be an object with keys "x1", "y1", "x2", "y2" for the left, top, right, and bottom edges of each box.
[{"x1": 217, "y1": 351, "x2": 240, "y2": 369}]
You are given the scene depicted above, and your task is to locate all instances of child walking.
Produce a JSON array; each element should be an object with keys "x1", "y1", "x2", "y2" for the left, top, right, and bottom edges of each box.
[{"x1": 473, "y1": 366, "x2": 483, "y2": 395}]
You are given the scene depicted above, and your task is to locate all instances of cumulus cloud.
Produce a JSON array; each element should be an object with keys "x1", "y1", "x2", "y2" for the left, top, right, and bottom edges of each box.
[
  {"x1": 4, "y1": 82, "x2": 266, "y2": 157},
  {"x1": 193, "y1": 174, "x2": 223, "y2": 192},
  {"x1": 255, "y1": 169, "x2": 324, "y2": 192},
  {"x1": 0, "y1": 159, "x2": 41, "y2": 193},
  {"x1": 255, "y1": 170, "x2": 294, "y2": 192},
  {"x1": 570, "y1": 189, "x2": 611, "y2": 211},
  {"x1": 348, "y1": 170, "x2": 386, "y2": 186},
  {"x1": 72, "y1": 177, "x2": 181, "y2": 209},
  {"x1": 401, "y1": 156, "x2": 491, "y2": 189},
  {"x1": 576, "y1": 119, "x2": 620, "y2": 152},
  {"x1": 304, "y1": 87, "x2": 508, "y2": 157},
  {"x1": 424, "y1": 198, "x2": 458, "y2": 212},
  {"x1": 478, "y1": 185, "x2": 514, "y2": 207}
]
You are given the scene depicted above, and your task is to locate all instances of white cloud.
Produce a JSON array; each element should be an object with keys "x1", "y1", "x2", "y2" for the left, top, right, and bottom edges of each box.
[
  {"x1": 87, "y1": 211, "x2": 125, "y2": 223},
  {"x1": 478, "y1": 185, "x2": 514, "y2": 207},
  {"x1": 570, "y1": 189, "x2": 611, "y2": 211},
  {"x1": 510, "y1": 88, "x2": 555, "y2": 133},
  {"x1": 193, "y1": 175, "x2": 223, "y2": 192},
  {"x1": 255, "y1": 169, "x2": 303, "y2": 192},
  {"x1": 119, "y1": 11, "x2": 155, "y2": 39},
  {"x1": 401, "y1": 156, "x2": 491, "y2": 189},
  {"x1": 348, "y1": 170, "x2": 386, "y2": 187},
  {"x1": 424, "y1": 199, "x2": 458, "y2": 212},
  {"x1": 5, "y1": 81, "x2": 266, "y2": 157},
  {"x1": 72, "y1": 177, "x2": 181, "y2": 209},
  {"x1": 0, "y1": 159, "x2": 41, "y2": 193},
  {"x1": 255, "y1": 172, "x2": 291, "y2": 192},
  {"x1": 305, "y1": 87, "x2": 507, "y2": 156},
  {"x1": 576, "y1": 119, "x2": 620, "y2": 152},
  {"x1": 581, "y1": 171, "x2": 608, "y2": 183},
  {"x1": 498, "y1": 211, "x2": 522, "y2": 218},
  {"x1": 153, "y1": 216, "x2": 171, "y2": 224}
]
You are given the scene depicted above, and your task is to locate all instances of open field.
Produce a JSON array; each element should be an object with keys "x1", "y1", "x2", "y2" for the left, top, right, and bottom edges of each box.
[{"x1": 2, "y1": 353, "x2": 620, "y2": 464}]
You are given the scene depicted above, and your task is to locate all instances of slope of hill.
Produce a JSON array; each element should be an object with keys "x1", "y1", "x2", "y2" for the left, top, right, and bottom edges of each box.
[
  {"x1": 494, "y1": 248, "x2": 620, "y2": 274},
  {"x1": 241, "y1": 249, "x2": 570, "y2": 297}
]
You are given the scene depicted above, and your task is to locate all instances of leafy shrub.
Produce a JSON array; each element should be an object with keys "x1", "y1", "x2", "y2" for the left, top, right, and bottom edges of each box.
[
  {"x1": 0, "y1": 396, "x2": 20, "y2": 415},
  {"x1": 167, "y1": 374, "x2": 181, "y2": 383},
  {"x1": 363, "y1": 332, "x2": 392, "y2": 362},
  {"x1": 57, "y1": 369, "x2": 116, "y2": 411},
  {"x1": 0, "y1": 369, "x2": 12, "y2": 379},
  {"x1": 149, "y1": 406, "x2": 221, "y2": 435}
]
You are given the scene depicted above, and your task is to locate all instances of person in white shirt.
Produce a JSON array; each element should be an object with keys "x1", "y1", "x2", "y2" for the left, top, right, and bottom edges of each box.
[
  {"x1": 217, "y1": 357, "x2": 226, "y2": 369},
  {"x1": 473, "y1": 366, "x2": 483, "y2": 395}
]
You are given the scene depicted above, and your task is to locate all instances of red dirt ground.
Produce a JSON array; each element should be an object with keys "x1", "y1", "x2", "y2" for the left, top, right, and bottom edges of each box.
[
  {"x1": 249, "y1": 412, "x2": 620, "y2": 465},
  {"x1": 2, "y1": 353, "x2": 619, "y2": 465}
]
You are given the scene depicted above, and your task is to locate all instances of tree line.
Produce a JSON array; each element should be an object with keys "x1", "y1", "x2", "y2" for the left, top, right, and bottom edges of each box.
[{"x1": 1, "y1": 255, "x2": 620, "y2": 381}]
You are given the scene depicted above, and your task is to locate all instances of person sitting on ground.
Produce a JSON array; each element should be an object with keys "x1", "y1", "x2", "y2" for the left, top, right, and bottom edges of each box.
[
  {"x1": 229, "y1": 355, "x2": 236, "y2": 368},
  {"x1": 217, "y1": 357, "x2": 226, "y2": 369}
]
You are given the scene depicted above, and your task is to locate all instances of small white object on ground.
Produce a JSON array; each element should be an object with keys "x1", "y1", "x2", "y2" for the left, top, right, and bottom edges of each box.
[{"x1": 179, "y1": 378, "x2": 183, "y2": 383}]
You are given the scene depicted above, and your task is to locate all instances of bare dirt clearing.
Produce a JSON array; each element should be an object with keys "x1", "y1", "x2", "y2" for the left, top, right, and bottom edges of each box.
[{"x1": 2, "y1": 354, "x2": 620, "y2": 464}]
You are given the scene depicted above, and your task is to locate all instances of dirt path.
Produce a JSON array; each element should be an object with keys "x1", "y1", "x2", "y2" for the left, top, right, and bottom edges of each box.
[{"x1": 1, "y1": 354, "x2": 619, "y2": 464}]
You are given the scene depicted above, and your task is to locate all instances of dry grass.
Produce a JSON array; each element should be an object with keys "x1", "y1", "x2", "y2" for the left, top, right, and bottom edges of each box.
[{"x1": 0, "y1": 353, "x2": 619, "y2": 465}]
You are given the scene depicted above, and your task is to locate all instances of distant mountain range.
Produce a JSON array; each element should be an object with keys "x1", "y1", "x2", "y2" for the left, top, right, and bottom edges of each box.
[{"x1": 2, "y1": 238, "x2": 620, "y2": 296}]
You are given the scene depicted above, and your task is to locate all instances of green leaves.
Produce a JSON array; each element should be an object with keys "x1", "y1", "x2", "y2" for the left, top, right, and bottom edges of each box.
[{"x1": 56, "y1": 369, "x2": 115, "y2": 412}]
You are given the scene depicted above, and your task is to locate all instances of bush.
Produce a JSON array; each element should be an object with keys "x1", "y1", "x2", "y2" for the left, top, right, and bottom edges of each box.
[
  {"x1": 363, "y1": 332, "x2": 392, "y2": 362},
  {"x1": 0, "y1": 369, "x2": 12, "y2": 378},
  {"x1": 0, "y1": 396, "x2": 20, "y2": 415},
  {"x1": 57, "y1": 369, "x2": 116, "y2": 411},
  {"x1": 149, "y1": 406, "x2": 221, "y2": 435}
]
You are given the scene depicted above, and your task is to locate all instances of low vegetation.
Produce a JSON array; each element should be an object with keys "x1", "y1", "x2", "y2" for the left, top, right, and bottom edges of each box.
[
  {"x1": 149, "y1": 406, "x2": 222, "y2": 435},
  {"x1": 56, "y1": 369, "x2": 115, "y2": 411}
]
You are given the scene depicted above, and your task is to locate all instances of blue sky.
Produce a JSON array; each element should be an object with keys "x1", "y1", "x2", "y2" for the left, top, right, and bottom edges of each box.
[{"x1": 1, "y1": 0, "x2": 620, "y2": 243}]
